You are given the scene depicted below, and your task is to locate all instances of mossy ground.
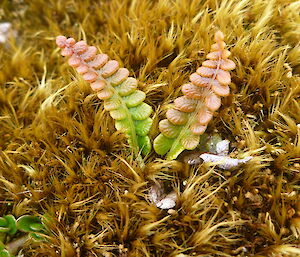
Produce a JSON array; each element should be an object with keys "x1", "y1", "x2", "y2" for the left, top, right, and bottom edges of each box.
[{"x1": 0, "y1": 0, "x2": 299, "y2": 256}]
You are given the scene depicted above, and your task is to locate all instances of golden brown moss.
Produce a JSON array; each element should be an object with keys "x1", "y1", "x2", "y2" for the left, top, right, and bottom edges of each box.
[{"x1": 0, "y1": 0, "x2": 299, "y2": 256}]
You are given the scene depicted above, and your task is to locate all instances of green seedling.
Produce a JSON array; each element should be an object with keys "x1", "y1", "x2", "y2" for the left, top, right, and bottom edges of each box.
[
  {"x1": 16, "y1": 215, "x2": 46, "y2": 241},
  {"x1": 0, "y1": 216, "x2": 17, "y2": 236}
]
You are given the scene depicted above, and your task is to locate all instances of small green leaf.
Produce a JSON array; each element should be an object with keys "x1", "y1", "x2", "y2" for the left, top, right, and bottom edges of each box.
[
  {"x1": 153, "y1": 134, "x2": 173, "y2": 155},
  {"x1": 17, "y1": 215, "x2": 46, "y2": 241},
  {"x1": 134, "y1": 118, "x2": 153, "y2": 136},
  {"x1": 123, "y1": 90, "x2": 146, "y2": 107},
  {"x1": 17, "y1": 215, "x2": 43, "y2": 233},
  {"x1": 115, "y1": 120, "x2": 130, "y2": 133},
  {"x1": 29, "y1": 223, "x2": 45, "y2": 232},
  {"x1": 0, "y1": 215, "x2": 17, "y2": 235},
  {"x1": 109, "y1": 108, "x2": 127, "y2": 120},
  {"x1": 137, "y1": 136, "x2": 151, "y2": 155},
  {"x1": 165, "y1": 143, "x2": 186, "y2": 160},
  {"x1": 129, "y1": 103, "x2": 152, "y2": 120}
]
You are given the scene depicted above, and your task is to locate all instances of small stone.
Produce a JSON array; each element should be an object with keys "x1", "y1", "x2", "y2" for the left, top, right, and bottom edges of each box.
[{"x1": 0, "y1": 22, "x2": 13, "y2": 44}]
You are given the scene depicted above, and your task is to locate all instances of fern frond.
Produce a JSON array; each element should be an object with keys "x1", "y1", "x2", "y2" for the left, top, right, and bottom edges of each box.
[
  {"x1": 56, "y1": 36, "x2": 153, "y2": 158},
  {"x1": 154, "y1": 31, "x2": 236, "y2": 160}
]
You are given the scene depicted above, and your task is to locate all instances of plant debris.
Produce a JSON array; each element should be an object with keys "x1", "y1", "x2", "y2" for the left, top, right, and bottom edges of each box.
[
  {"x1": 149, "y1": 183, "x2": 177, "y2": 210},
  {"x1": 183, "y1": 139, "x2": 253, "y2": 169}
]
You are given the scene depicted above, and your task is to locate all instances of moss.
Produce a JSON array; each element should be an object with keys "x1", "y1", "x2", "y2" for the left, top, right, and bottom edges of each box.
[{"x1": 0, "y1": 0, "x2": 299, "y2": 256}]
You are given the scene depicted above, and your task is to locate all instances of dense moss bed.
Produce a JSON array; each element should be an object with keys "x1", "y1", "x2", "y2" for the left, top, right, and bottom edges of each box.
[{"x1": 0, "y1": 0, "x2": 299, "y2": 256}]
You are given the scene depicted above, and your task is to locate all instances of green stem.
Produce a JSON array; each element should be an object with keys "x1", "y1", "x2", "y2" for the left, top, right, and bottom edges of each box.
[{"x1": 108, "y1": 82, "x2": 145, "y2": 169}]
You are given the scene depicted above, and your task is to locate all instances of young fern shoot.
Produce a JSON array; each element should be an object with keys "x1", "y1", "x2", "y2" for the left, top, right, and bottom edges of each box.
[
  {"x1": 154, "y1": 31, "x2": 236, "y2": 160},
  {"x1": 56, "y1": 36, "x2": 153, "y2": 163}
]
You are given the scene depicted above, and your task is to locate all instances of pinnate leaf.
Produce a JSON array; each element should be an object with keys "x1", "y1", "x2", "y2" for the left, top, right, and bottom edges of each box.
[
  {"x1": 154, "y1": 31, "x2": 235, "y2": 159},
  {"x1": 56, "y1": 36, "x2": 153, "y2": 159}
]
